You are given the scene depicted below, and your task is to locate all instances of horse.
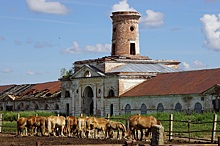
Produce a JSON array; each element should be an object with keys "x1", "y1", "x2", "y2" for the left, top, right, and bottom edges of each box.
[
  {"x1": 128, "y1": 115, "x2": 161, "y2": 141},
  {"x1": 77, "y1": 116, "x2": 87, "y2": 138},
  {"x1": 17, "y1": 117, "x2": 27, "y2": 136},
  {"x1": 47, "y1": 115, "x2": 66, "y2": 137},
  {"x1": 66, "y1": 116, "x2": 78, "y2": 137},
  {"x1": 86, "y1": 116, "x2": 109, "y2": 139},
  {"x1": 26, "y1": 116, "x2": 47, "y2": 136},
  {"x1": 105, "y1": 120, "x2": 127, "y2": 139}
]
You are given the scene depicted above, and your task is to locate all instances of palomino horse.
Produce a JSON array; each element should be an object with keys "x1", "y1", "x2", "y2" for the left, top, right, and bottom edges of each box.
[
  {"x1": 105, "y1": 120, "x2": 127, "y2": 139},
  {"x1": 77, "y1": 116, "x2": 87, "y2": 138},
  {"x1": 86, "y1": 117, "x2": 108, "y2": 139},
  {"x1": 66, "y1": 116, "x2": 78, "y2": 137},
  {"x1": 47, "y1": 115, "x2": 66, "y2": 136},
  {"x1": 128, "y1": 115, "x2": 160, "y2": 141},
  {"x1": 17, "y1": 117, "x2": 27, "y2": 136}
]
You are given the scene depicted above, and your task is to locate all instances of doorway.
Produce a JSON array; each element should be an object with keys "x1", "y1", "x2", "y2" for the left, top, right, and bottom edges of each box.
[{"x1": 82, "y1": 86, "x2": 94, "y2": 115}]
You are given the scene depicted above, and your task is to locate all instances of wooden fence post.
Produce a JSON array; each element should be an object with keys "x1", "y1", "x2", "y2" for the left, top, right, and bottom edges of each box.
[
  {"x1": 169, "y1": 114, "x2": 173, "y2": 141},
  {"x1": 17, "y1": 113, "x2": 20, "y2": 119},
  {"x1": 0, "y1": 114, "x2": 2, "y2": 133},
  {"x1": 211, "y1": 114, "x2": 217, "y2": 143},
  {"x1": 188, "y1": 120, "x2": 191, "y2": 143}
]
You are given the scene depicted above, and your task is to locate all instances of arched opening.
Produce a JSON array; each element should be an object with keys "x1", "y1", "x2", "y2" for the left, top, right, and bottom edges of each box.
[
  {"x1": 84, "y1": 71, "x2": 91, "y2": 77},
  {"x1": 157, "y1": 103, "x2": 164, "y2": 112},
  {"x1": 175, "y1": 102, "x2": 182, "y2": 112},
  {"x1": 82, "y1": 86, "x2": 94, "y2": 115},
  {"x1": 194, "y1": 102, "x2": 202, "y2": 113},
  {"x1": 44, "y1": 104, "x2": 49, "y2": 110},
  {"x1": 125, "y1": 104, "x2": 131, "y2": 114},
  {"x1": 55, "y1": 104, "x2": 59, "y2": 110},
  {"x1": 35, "y1": 103, "x2": 39, "y2": 110},
  {"x1": 140, "y1": 103, "x2": 147, "y2": 115},
  {"x1": 108, "y1": 89, "x2": 115, "y2": 97}
]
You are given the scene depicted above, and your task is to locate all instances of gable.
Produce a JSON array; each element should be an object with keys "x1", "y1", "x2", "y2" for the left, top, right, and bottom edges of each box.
[{"x1": 71, "y1": 64, "x2": 105, "y2": 79}]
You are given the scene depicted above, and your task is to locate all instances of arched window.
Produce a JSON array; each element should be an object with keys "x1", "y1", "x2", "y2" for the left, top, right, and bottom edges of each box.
[
  {"x1": 25, "y1": 105, "x2": 30, "y2": 110},
  {"x1": 84, "y1": 71, "x2": 91, "y2": 77},
  {"x1": 194, "y1": 102, "x2": 202, "y2": 113},
  {"x1": 55, "y1": 104, "x2": 59, "y2": 110},
  {"x1": 157, "y1": 103, "x2": 164, "y2": 112},
  {"x1": 45, "y1": 104, "x2": 49, "y2": 110},
  {"x1": 175, "y1": 102, "x2": 182, "y2": 112},
  {"x1": 140, "y1": 103, "x2": 147, "y2": 115},
  {"x1": 108, "y1": 89, "x2": 115, "y2": 97},
  {"x1": 35, "y1": 104, "x2": 39, "y2": 110},
  {"x1": 125, "y1": 104, "x2": 131, "y2": 114}
]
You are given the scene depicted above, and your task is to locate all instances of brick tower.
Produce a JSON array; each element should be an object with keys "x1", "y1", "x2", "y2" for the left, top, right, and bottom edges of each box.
[{"x1": 110, "y1": 11, "x2": 141, "y2": 57}]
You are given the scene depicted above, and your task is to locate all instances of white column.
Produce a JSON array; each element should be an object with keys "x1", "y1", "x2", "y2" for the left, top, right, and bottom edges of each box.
[
  {"x1": 101, "y1": 85, "x2": 104, "y2": 116},
  {"x1": 93, "y1": 85, "x2": 97, "y2": 115},
  {"x1": 78, "y1": 86, "x2": 82, "y2": 115},
  {"x1": 70, "y1": 89, "x2": 75, "y2": 116}
]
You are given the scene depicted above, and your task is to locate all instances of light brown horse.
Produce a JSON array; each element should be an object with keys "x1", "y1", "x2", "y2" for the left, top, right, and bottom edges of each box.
[
  {"x1": 66, "y1": 116, "x2": 78, "y2": 137},
  {"x1": 128, "y1": 115, "x2": 160, "y2": 141},
  {"x1": 47, "y1": 116, "x2": 66, "y2": 136},
  {"x1": 26, "y1": 116, "x2": 47, "y2": 136},
  {"x1": 17, "y1": 117, "x2": 27, "y2": 136},
  {"x1": 86, "y1": 117, "x2": 108, "y2": 139},
  {"x1": 106, "y1": 120, "x2": 127, "y2": 139}
]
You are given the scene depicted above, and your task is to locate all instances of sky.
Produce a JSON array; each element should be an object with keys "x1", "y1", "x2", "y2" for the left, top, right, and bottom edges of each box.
[{"x1": 0, "y1": 0, "x2": 220, "y2": 85}]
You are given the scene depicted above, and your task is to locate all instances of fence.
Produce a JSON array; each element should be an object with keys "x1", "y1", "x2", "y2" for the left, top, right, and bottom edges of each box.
[
  {"x1": 163, "y1": 113, "x2": 219, "y2": 143},
  {"x1": 0, "y1": 113, "x2": 219, "y2": 143}
]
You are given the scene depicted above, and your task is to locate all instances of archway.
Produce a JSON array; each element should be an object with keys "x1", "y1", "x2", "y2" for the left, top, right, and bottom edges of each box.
[{"x1": 82, "y1": 86, "x2": 94, "y2": 115}]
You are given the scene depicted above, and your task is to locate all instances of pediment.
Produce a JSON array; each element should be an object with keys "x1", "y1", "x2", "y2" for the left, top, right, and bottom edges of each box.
[{"x1": 70, "y1": 64, "x2": 105, "y2": 79}]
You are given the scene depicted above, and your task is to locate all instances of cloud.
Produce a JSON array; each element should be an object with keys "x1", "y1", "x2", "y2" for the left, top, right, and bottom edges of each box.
[
  {"x1": 2, "y1": 67, "x2": 13, "y2": 73},
  {"x1": 26, "y1": 70, "x2": 39, "y2": 75},
  {"x1": 139, "y1": 10, "x2": 164, "y2": 28},
  {"x1": 112, "y1": 0, "x2": 136, "y2": 12},
  {"x1": 85, "y1": 44, "x2": 111, "y2": 53},
  {"x1": 61, "y1": 42, "x2": 81, "y2": 54},
  {"x1": 34, "y1": 41, "x2": 54, "y2": 48},
  {"x1": 26, "y1": 0, "x2": 68, "y2": 15},
  {"x1": 179, "y1": 60, "x2": 207, "y2": 71},
  {"x1": 200, "y1": 14, "x2": 220, "y2": 51},
  {"x1": 0, "y1": 36, "x2": 5, "y2": 41},
  {"x1": 61, "y1": 41, "x2": 111, "y2": 54}
]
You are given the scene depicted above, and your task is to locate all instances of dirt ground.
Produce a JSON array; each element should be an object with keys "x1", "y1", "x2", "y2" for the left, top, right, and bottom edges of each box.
[{"x1": 0, "y1": 133, "x2": 217, "y2": 146}]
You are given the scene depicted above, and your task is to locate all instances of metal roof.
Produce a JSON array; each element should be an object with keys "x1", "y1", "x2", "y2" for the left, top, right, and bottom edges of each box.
[
  {"x1": 108, "y1": 63, "x2": 178, "y2": 73},
  {"x1": 121, "y1": 68, "x2": 220, "y2": 97}
]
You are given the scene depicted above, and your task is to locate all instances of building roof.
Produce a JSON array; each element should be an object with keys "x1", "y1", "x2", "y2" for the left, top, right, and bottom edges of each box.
[
  {"x1": 0, "y1": 85, "x2": 15, "y2": 92},
  {"x1": 108, "y1": 63, "x2": 178, "y2": 73},
  {"x1": 121, "y1": 68, "x2": 220, "y2": 97},
  {"x1": 21, "y1": 81, "x2": 61, "y2": 96},
  {"x1": 0, "y1": 81, "x2": 61, "y2": 101}
]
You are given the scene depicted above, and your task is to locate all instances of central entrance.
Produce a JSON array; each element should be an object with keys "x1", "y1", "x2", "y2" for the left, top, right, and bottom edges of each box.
[{"x1": 82, "y1": 86, "x2": 94, "y2": 115}]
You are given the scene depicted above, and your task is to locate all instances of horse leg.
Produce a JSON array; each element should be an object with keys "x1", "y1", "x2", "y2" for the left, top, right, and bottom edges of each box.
[{"x1": 140, "y1": 129, "x2": 143, "y2": 141}]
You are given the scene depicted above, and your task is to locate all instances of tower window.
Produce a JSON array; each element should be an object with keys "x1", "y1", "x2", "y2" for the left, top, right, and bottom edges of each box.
[
  {"x1": 113, "y1": 27, "x2": 116, "y2": 32},
  {"x1": 112, "y1": 44, "x2": 115, "y2": 55},
  {"x1": 130, "y1": 26, "x2": 134, "y2": 31},
  {"x1": 130, "y1": 43, "x2": 135, "y2": 55}
]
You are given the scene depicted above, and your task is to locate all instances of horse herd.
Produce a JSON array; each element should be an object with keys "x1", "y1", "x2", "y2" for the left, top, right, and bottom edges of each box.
[{"x1": 16, "y1": 114, "x2": 162, "y2": 141}]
